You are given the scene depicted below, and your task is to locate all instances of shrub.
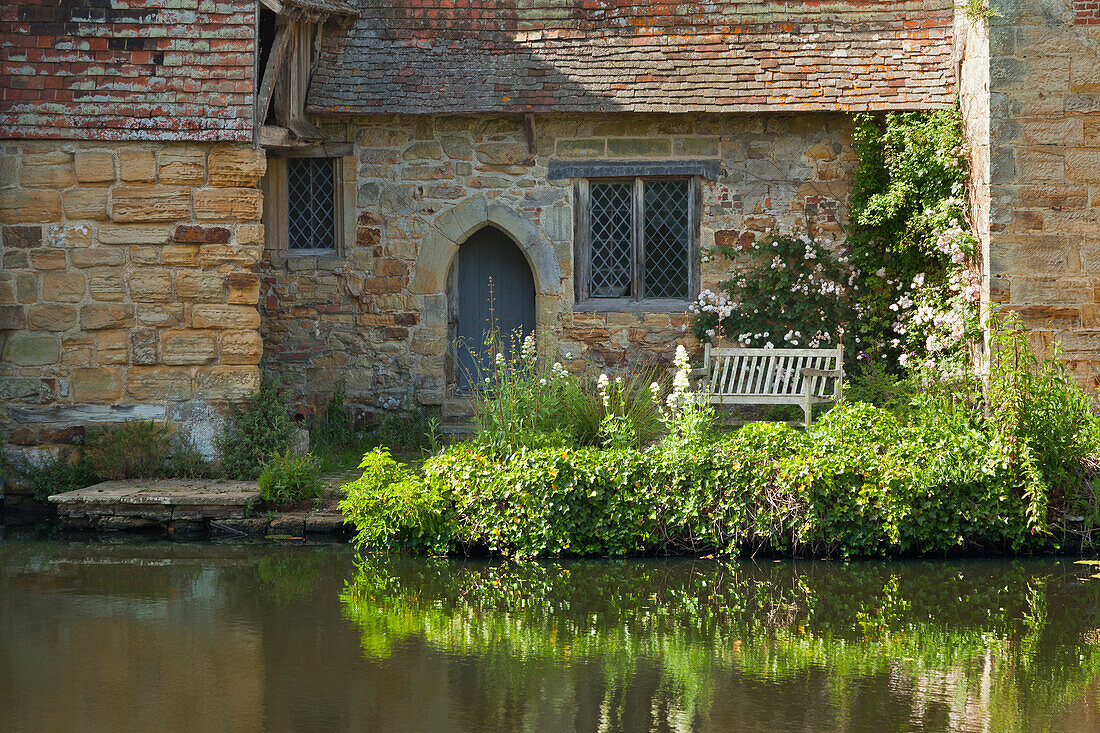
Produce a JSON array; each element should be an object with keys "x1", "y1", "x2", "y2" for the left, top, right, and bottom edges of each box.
[
  {"x1": 986, "y1": 316, "x2": 1100, "y2": 534},
  {"x1": 82, "y1": 421, "x2": 172, "y2": 480},
  {"x1": 339, "y1": 448, "x2": 452, "y2": 553},
  {"x1": 843, "y1": 359, "x2": 918, "y2": 417},
  {"x1": 218, "y1": 370, "x2": 294, "y2": 480},
  {"x1": 563, "y1": 369, "x2": 665, "y2": 449},
  {"x1": 692, "y1": 109, "x2": 979, "y2": 375},
  {"x1": 22, "y1": 455, "x2": 98, "y2": 500},
  {"x1": 341, "y1": 383, "x2": 1090, "y2": 559},
  {"x1": 471, "y1": 332, "x2": 579, "y2": 455},
  {"x1": 258, "y1": 451, "x2": 323, "y2": 506}
]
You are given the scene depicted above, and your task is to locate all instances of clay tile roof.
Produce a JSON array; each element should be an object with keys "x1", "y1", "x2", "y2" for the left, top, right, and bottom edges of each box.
[
  {"x1": 284, "y1": 0, "x2": 358, "y2": 17},
  {"x1": 308, "y1": 0, "x2": 956, "y2": 116}
]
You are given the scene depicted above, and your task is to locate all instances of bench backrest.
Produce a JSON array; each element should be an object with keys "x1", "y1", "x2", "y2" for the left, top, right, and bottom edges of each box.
[{"x1": 703, "y1": 344, "x2": 843, "y2": 397}]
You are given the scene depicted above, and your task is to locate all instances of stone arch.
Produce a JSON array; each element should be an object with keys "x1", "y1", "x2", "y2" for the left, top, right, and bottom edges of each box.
[
  {"x1": 409, "y1": 196, "x2": 562, "y2": 304},
  {"x1": 408, "y1": 197, "x2": 563, "y2": 403}
]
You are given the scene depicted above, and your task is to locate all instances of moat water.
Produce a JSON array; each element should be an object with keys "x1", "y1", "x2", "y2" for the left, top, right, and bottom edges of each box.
[{"x1": 2, "y1": 539, "x2": 1099, "y2": 732}]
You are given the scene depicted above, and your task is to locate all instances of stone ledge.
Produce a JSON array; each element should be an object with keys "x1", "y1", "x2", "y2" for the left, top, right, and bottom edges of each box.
[{"x1": 50, "y1": 479, "x2": 259, "y2": 507}]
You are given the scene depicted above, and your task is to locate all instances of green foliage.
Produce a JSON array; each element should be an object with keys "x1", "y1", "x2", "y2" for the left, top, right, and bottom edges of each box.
[
  {"x1": 470, "y1": 332, "x2": 580, "y2": 454},
  {"x1": 218, "y1": 370, "x2": 293, "y2": 480},
  {"x1": 82, "y1": 421, "x2": 172, "y2": 480},
  {"x1": 963, "y1": 0, "x2": 998, "y2": 21},
  {"x1": 986, "y1": 314, "x2": 1100, "y2": 535},
  {"x1": 311, "y1": 382, "x2": 354, "y2": 449},
  {"x1": 843, "y1": 359, "x2": 919, "y2": 417},
  {"x1": 693, "y1": 108, "x2": 978, "y2": 372},
  {"x1": 339, "y1": 448, "x2": 451, "y2": 553},
  {"x1": 850, "y1": 110, "x2": 967, "y2": 258},
  {"x1": 257, "y1": 451, "x2": 323, "y2": 505},
  {"x1": 366, "y1": 412, "x2": 440, "y2": 454},
  {"x1": 343, "y1": 322, "x2": 1100, "y2": 558},
  {"x1": 469, "y1": 331, "x2": 665, "y2": 455},
  {"x1": 22, "y1": 455, "x2": 97, "y2": 500},
  {"x1": 691, "y1": 232, "x2": 852, "y2": 349}
]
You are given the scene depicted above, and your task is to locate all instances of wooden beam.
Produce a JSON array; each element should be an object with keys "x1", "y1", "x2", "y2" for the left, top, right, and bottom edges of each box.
[
  {"x1": 259, "y1": 0, "x2": 283, "y2": 12},
  {"x1": 258, "y1": 125, "x2": 317, "y2": 149},
  {"x1": 524, "y1": 113, "x2": 536, "y2": 163},
  {"x1": 255, "y1": 22, "x2": 291, "y2": 128}
]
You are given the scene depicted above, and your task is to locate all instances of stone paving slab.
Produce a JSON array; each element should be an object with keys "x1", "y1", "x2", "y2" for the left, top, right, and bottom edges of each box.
[{"x1": 50, "y1": 479, "x2": 260, "y2": 506}]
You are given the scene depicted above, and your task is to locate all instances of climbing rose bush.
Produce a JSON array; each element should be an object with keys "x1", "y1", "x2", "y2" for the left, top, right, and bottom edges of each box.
[{"x1": 692, "y1": 108, "x2": 982, "y2": 375}]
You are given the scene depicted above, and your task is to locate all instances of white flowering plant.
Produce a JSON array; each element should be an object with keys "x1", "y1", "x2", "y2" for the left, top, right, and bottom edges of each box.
[
  {"x1": 470, "y1": 331, "x2": 577, "y2": 454},
  {"x1": 650, "y1": 345, "x2": 714, "y2": 445},
  {"x1": 692, "y1": 109, "x2": 982, "y2": 379},
  {"x1": 691, "y1": 232, "x2": 855, "y2": 350}
]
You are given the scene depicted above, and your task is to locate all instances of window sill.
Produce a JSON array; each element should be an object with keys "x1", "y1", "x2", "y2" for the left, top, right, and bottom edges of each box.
[
  {"x1": 573, "y1": 298, "x2": 691, "y2": 314},
  {"x1": 268, "y1": 250, "x2": 345, "y2": 272}
]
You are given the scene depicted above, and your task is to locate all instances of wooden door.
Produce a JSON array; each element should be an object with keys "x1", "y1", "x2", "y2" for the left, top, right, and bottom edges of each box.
[{"x1": 452, "y1": 227, "x2": 536, "y2": 389}]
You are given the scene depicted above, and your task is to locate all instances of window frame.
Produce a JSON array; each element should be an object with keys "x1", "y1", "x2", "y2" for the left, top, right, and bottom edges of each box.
[
  {"x1": 573, "y1": 175, "x2": 701, "y2": 312},
  {"x1": 261, "y1": 149, "x2": 355, "y2": 261},
  {"x1": 285, "y1": 156, "x2": 338, "y2": 253}
]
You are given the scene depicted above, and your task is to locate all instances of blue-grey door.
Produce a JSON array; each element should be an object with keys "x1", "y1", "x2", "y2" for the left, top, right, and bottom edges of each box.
[{"x1": 453, "y1": 226, "x2": 536, "y2": 389}]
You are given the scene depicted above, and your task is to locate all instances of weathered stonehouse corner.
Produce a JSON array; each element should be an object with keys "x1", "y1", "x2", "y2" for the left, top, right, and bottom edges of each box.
[{"x1": 1, "y1": 0, "x2": 1099, "y2": 473}]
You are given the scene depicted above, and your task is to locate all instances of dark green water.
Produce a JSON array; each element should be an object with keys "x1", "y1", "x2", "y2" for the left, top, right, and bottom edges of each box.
[{"x1": 2, "y1": 541, "x2": 1100, "y2": 732}]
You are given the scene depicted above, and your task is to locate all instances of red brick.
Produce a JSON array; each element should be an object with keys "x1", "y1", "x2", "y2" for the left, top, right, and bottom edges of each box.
[{"x1": 174, "y1": 225, "x2": 231, "y2": 244}]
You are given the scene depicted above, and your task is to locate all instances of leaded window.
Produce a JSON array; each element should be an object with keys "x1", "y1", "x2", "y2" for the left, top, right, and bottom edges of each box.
[
  {"x1": 287, "y1": 157, "x2": 336, "y2": 251},
  {"x1": 578, "y1": 178, "x2": 697, "y2": 304}
]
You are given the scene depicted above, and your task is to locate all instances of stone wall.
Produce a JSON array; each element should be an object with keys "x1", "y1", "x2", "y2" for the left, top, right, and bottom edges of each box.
[
  {"x1": 261, "y1": 112, "x2": 856, "y2": 418},
  {"x1": 975, "y1": 0, "x2": 1100, "y2": 386},
  {"x1": 0, "y1": 140, "x2": 265, "y2": 468}
]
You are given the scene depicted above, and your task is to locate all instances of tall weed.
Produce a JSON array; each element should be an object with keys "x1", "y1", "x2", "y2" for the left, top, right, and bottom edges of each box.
[
  {"x1": 83, "y1": 421, "x2": 172, "y2": 480},
  {"x1": 986, "y1": 314, "x2": 1100, "y2": 534},
  {"x1": 218, "y1": 370, "x2": 293, "y2": 480}
]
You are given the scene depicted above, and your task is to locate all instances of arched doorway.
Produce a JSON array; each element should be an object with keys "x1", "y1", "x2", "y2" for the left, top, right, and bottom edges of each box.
[{"x1": 449, "y1": 226, "x2": 536, "y2": 389}]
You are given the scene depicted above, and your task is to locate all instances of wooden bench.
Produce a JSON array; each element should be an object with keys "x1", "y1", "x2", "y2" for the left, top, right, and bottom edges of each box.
[{"x1": 696, "y1": 344, "x2": 844, "y2": 426}]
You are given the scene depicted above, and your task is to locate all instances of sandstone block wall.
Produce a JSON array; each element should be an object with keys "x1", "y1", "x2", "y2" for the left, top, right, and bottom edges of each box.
[
  {"x1": 974, "y1": 0, "x2": 1100, "y2": 386},
  {"x1": 261, "y1": 113, "x2": 856, "y2": 418},
  {"x1": 0, "y1": 141, "x2": 265, "y2": 466}
]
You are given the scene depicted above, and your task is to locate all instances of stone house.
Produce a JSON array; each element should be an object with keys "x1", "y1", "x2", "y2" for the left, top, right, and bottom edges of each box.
[{"x1": 0, "y1": 0, "x2": 1097, "y2": 469}]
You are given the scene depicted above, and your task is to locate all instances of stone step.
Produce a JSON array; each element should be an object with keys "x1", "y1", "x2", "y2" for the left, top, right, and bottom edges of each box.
[{"x1": 442, "y1": 396, "x2": 478, "y2": 421}]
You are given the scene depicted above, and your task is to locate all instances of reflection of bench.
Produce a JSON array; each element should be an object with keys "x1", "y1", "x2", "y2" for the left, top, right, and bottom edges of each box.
[{"x1": 697, "y1": 344, "x2": 844, "y2": 426}]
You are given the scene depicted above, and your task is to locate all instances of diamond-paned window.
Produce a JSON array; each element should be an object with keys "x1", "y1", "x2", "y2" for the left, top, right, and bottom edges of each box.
[
  {"x1": 579, "y1": 177, "x2": 696, "y2": 302},
  {"x1": 643, "y1": 180, "x2": 691, "y2": 299},
  {"x1": 589, "y1": 182, "x2": 633, "y2": 298},
  {"x1": 287, "y1": 157, "x2": 336, "y2": 250}
]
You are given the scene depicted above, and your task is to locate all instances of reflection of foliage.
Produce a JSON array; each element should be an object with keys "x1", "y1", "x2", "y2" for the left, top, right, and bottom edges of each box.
[
  {"x1": 253, "y1": 552, "x2": 323, "y2": 605},
  {"x1": 341, "y1": 559, "x2": 1100, "y2": 731}
]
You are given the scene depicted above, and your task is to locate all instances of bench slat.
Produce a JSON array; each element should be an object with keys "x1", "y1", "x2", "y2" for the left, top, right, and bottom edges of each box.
[
  {"x1": 723, "y1": 354, "x2": 738, "y2": 394},
  {"x1": 737, "y1": 354, "x2": 754, "y2": 394},
  {"x1": 708, "y1": 347, "x2": 842, "y2": 357}
]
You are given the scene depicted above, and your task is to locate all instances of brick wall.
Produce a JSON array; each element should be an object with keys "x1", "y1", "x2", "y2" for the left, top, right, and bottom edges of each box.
[
  {"x1": 0, "y1": 140, "x2": 265, "y2": 469},
  {"x1": 1076, "y1": 0, "x2": 1100, "y2": 25},
  {"x1": 975, "y1": 0, "x2": 1100, "y2": 387},
  {"x1": 261, "y1": 112, "x2": 856, "y2": 418},
  {"x1": 0, "y1": 0, "x2": 255, "y2": 141}
]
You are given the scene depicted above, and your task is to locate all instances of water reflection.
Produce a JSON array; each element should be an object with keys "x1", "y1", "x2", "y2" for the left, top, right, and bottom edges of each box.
[
  {"x1": 1, "y1": 543, "x2": 1099, "y2": 732},
  {"x1": 343, "y1": 558, "x2": 1100, "y2": 733}
]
